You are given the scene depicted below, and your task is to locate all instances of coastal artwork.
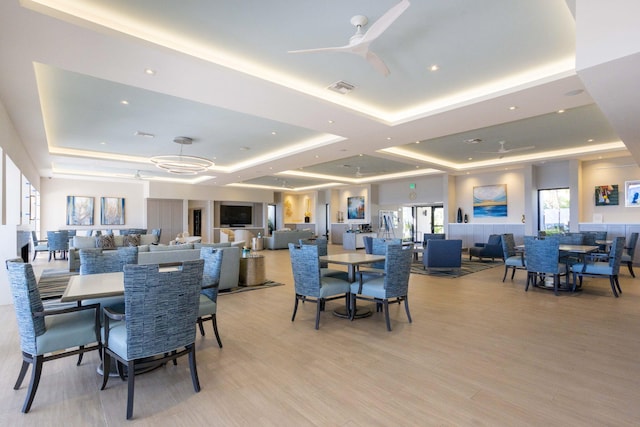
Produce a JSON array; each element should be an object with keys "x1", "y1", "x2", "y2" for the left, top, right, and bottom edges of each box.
[
  {"x1": 473, "y1": 185, "x2": 507, "y2": 217},
  {"x1": 347, "y1": 196, "x2": 365, "y2": 220},
  {"x1": 594, "y1": 184, "x2": 619, "y2": 206}
]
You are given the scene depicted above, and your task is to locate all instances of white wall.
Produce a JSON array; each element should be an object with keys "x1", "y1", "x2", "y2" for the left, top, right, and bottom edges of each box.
[
  {"x1": 580, "y1": 157, "x2": 640, "y2": 223},
  {"x1": 39, "y1": 178, "x2": 147, "y2": 234},
  {"x1": 455, "y1": 170, "x2": 526, "y2": 224}
]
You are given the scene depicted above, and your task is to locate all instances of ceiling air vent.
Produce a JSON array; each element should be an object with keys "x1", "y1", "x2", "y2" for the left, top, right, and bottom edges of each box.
[{"x1": 327, "y1": 81, "x2": 356, "y2": 94}]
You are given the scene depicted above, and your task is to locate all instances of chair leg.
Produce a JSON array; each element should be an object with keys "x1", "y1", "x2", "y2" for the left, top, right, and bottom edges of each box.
[
  {"x1": 101, "y1": 351, "x2": 111, "y2": 390},
  {"x1": 403, "y1": 296, "x2": 412, "y2": 324},
  {"x1": 525, "y1": 272, "x2": 531, "y2": 291},
  {"x1": 627, "y1": 262, "x2": 635, "y2": 278},
  {"x1": 502, "y1": 266, "x2": 508, "y2": 282},
  {"x1": 383, "y1": 300, "x2": 392, "y2": 331},
  {"x1": 22, "y1": 355, "x2": 44, "y2": 413},
  {"x1": 315, "y1": 299, "x2": 322, "y2": 330},
  {"x1": 188, "y1": 344, "x2": 201, "y2": 393},
  {"x1": 126, "y1": 360, "x2": 136, "y2": 420},
  {"x1": 291, "y1": 295, "x2": 299, "y2": 322},
  {"x1": 14, "y1": 360, "x2": 29, "y2": 390},
  {"x1": 77, "y1": 346, "x2": 84, "y2": 366},
  {"x1": 615, "y1": 275, "x2": 622, "y2": 294},
  {"x1": 197, "y1": 318, "x2": 205, "y2": 336},
  {"x1": 609, "y1": 276, "x2": 619, "y2": 297},
  {"x1": 510, "y1": 267, "x2": 517, "y2": 280},
  {"x1": 212, "y1": 314, "x2": 223, "y2": 348}
]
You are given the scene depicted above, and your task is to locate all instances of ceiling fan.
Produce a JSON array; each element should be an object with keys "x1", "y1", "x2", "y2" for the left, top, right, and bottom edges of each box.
[
  {"x1": 478, "y1": 141, "x2": 536, "y2": 159},
  {"x1": 287, "y1": 0, "x2": 410, "y2": 76}
]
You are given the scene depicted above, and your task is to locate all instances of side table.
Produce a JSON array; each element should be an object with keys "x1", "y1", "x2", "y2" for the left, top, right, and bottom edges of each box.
[{"x1": 239, "y1": 255, "x2": 266, "y2": 286}]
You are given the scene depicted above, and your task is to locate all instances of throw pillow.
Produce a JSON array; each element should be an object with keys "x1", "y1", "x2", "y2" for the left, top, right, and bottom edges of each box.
[
  {"x1": 96, "y1": 234, "x2": 116, "y2": 249},
  {"x1": 123, "y1": 234, "x2": 140, "y2": 247}
]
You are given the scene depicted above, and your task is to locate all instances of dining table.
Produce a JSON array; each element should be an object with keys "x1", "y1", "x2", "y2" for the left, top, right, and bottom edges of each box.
[{"x1": 319, "y1": 253, "x2": 386, "y2": 319}]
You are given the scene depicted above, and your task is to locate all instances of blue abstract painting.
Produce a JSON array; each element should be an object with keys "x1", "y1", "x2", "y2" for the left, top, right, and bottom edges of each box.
[{"x1": 473, "y1": 185, "x2": 507, "y2": 217}]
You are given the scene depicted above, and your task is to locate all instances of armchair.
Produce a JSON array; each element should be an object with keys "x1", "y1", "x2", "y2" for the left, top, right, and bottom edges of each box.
[
  {"x1": 198, "y1": 247, "x2": 224, "y2": 347},
  {"x1": 100, "y1": 260, "x2": 204, "y2": 420},
  {"x1": 501, "y1": 233, "x2": 526, "y2": 282},
  {"x1": 6, "y1": 260, "x2": 101, "y2": 413},
  {"x1": 571, "y1": 237, "x2": 625, "y2": 297},
  {"x1": 422, "y1": 233, "x2": 445, "y2": 247},
  {"x1": 46, "y1": 230, "x2": 69, "y2": 261},
  {"x1": 288, "y1": 243, "x2": 351, "y2": 329},
  {"x1": 31, "y1": 231, "x2": 48, "y2": 261},
  {"x1": 469, "y1": 234, "x2": 503, "y2": 261},
  {"x1": 351, "y1": 244, "x2": 413, "y2": 331},
  {"x1": 422, "y1": 239, "x2": 462, "y2": 273},
  {"x1": 622, "y1": 232, "x2": 638, "y2": 277}
]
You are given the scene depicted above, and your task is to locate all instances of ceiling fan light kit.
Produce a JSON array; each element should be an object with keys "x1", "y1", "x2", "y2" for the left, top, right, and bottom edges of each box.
[{"x1": 150, "y1": 137, "x2": 214, "y2": 175}]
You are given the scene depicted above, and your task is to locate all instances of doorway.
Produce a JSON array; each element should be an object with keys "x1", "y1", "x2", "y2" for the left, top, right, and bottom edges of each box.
[
  {"x1": 412, "y1": 205, "x2": 444, "y2": 241},
  {"x1": 193, "y1": 209, "x2": 202, "y2": 236}
]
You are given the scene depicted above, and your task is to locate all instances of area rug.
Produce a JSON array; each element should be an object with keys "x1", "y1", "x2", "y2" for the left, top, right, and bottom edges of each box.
[
  {"x1": 38, "y1": 269, "x2": 78, "y2": 300},
  {"x1": 411, "y1": 258, "x2": 502, "y2": 278},
  {"x1": 37, "y1": 269, "x2": 284, "y2": 300},
  {"x1": 219, "y1": 280, "x2": 285, "y2": 295}
]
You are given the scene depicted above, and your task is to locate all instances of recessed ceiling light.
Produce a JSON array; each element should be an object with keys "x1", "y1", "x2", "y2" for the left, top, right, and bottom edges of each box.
[
  {"x1": 144, "y1": 68, "x2": 156, "y2": 75},
  {"x1": 271, "y1": 131, "x2": 277, "y2": 135},
  {"x1": 100, "y1": 141, "x2": 107, "y2": 145},
  {"x1": 358, "y1": 153, "x2": 363, "y2": 156},
  {"x1": 120, "y1": 100, "x2": 129, "y2": 105},
  {"x1": 557, "y1": 109, "x2": 565, "y2": 114},
  {"x1": 328, "y1": 120, "x2": 334, "y2": 124},
  {"x1": 415, "y1": 141, "x2": 420, "y2": 144},
  {"x1": 430, "y1": 64, "x2": 439, "y2": 71},
  {"x1": 468, "y1": 157, "x2": 473, "y2": 160},
  {"x1": 314, "y1": 155, "x2": 319, "y2": 159},
  {"x1": 509, "y1": 106, "x2": 517, "y2": 110},
  {"x1": 386, "y1": 137, "x2": 392, "y2": 140},
  {"x1": 588, "y1": 138, "x2": 594, "y2": 142}
]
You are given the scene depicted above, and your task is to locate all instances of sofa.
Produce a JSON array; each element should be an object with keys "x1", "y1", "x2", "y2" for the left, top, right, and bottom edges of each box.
[
  {"x1": 264, "y1": 229, "x2": 314, "y2": 250},
  {"x1": 73, "y1": 242, "x2": 242, "y2": 291},
  {"x1": 68, "y1": 234, "x2": 159, "y2": 272}
]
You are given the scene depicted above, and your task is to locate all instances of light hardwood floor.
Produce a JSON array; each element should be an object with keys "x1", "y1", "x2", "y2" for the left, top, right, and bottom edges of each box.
[{"x1": 1, "y1": 246, "x2": 640, "y2": 426}]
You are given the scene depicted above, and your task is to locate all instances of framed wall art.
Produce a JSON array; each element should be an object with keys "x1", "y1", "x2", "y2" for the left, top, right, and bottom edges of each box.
[
  {"x1": 473, "y1": 184, "x2": 507, "y2": 217},
  {"x1": 594, "y1": 184, "x2": 619, "y2": 206},
  {"x1": 101, "y1": 197, "x2": 125, "y2": 225},
  {"x1": 347, "y1": 196, "x2": 365, "y2": 220},
  {"x1": 66, "y1": 196, "x2": 94, "y2": 225},
  {"x1": 625, "y1": 180, "x2": 640, "y2": 207}
]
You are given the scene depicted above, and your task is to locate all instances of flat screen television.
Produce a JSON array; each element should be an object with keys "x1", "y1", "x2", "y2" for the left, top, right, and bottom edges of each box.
[{"x1": 220, "y1": 205, "x2": 252, "y2": 226}]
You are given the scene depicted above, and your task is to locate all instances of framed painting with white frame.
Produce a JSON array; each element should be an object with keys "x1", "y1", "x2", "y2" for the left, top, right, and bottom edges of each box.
[{"x1": 624, "y1": 180, "x2": 640, "y2": 207}]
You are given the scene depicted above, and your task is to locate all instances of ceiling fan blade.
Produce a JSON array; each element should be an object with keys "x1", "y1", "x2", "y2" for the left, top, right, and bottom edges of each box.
[
  {"x1": 360, "y1": 0, "x2": 411, "y2": 44},
  {"x1": 288, "y1": 45, "x2": 352, "y2": 54},
  {"x1": 365, "y1": 51, "x2": 390, "y2": 76},
  {"x1": 503, "y1": 145, "x2": 536, "y2": 153}
]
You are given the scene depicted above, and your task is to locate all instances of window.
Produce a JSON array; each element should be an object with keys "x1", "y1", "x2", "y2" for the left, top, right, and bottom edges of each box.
[{"x1": 538, "y1": 188, "x2": 570, "y2": 234}]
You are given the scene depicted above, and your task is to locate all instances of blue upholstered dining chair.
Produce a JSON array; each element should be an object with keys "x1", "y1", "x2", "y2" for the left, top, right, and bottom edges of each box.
[
  {"x1": 571, "y1": 236, "x2": 625, "y2": 297},
  {"x1": 524, "y1": 235, "x2": 567, "y2": 296},
  {"x1": 5, "y1": 259, "x2": 101, "y2": 413},
  {"x1": 31, "y1": 231, "x2": 48, "y2": 261},
  {"x1": 501, "y1": 233, "x2": 526, "y2": 282},
  {"x1": 288, "y1": 243, "x2": 351, "y2": 330},
  {"x1": 364, "y1": 237, "x2": 401, "y2": 270},
  {"x1": 621, "y1": 232, "x2": 638, "y2": 277},
  {"x1": 350, "y1": 244, "x2": 413, "y2": 331},
  {"x1": 198, "y1": 247, "x2": 223, "y2": 347},
  {"x1": 79, "y1": 247, "x2": 139, "y2": 320},
  {"x1": 299, "y1": 237, "x2": 348, "y2": 280},
  {"x1": 46, "y1": 230, "x2": 69, "y2": 261},
  {"x1": 100, "y1": 260, "x2": 204, "y2": 420}
]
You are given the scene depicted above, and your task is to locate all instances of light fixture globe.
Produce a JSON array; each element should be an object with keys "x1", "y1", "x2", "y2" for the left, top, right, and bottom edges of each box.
[{"x1": 150, "y1": 137, "x2": 214, "y2": 175}]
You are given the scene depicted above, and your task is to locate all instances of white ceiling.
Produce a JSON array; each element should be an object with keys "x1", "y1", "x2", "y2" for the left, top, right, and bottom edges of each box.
[{"x1": 0, "y1": 0, "x2": 637, "y2": 190}]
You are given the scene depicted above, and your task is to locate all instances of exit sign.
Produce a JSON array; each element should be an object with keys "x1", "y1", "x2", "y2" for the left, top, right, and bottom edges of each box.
[{"x1": 409, "y1": 183, "x2": 416, "y2": 189}]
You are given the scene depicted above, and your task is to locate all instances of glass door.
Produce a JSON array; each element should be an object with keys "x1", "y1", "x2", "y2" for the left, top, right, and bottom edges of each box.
[
  {"x1": 412, "y1": 205, "x2": 444, "y2": 241},
  {"x1": 538, "y1": 188, "x2": 570, "y2": 235}
]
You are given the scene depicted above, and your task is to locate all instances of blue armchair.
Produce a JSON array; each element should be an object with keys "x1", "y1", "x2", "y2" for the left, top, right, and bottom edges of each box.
[
  {"x1": 423, "y1": 239, "x2": 462, "y2": 273},
  {"x1": 469, "y1": 234, "x2": 503, "y2": 261}
]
